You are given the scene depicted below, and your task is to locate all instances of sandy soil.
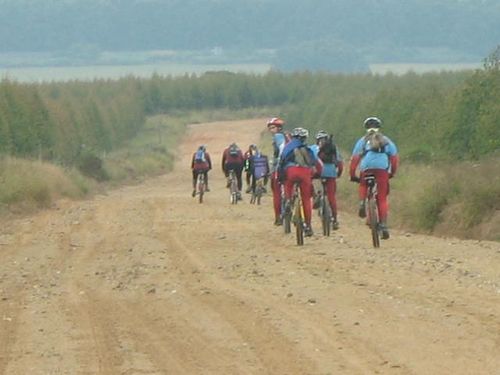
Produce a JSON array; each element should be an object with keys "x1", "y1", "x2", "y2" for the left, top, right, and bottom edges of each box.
[{"x1": 0, "y1": 118, "x2": 499, "y2": 375}]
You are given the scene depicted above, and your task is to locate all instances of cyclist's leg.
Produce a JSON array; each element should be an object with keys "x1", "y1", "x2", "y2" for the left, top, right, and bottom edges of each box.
[
  {"x1": 326, "y1": 177, "x2": 339, "y2": 226},
  {"x1": 251, "y1": 172, "x2": 257, "y2": 193},
  {"x1": 373, "y1": 169, "x2": 390, "y2": 223},
  {"x1": 271, "y1": 172, "x2": 283, "y2": 223},
  {"x1": 358, "y1": 170, "x2": 370, "y2": 218},
  {"x1": 245, "y1": 170, "x2": 252, "y2": 193},
  {"x1": 236, "y1": 165, "x2": 244, "y2": 191},
  {"x1": 192, "y1": 169, "x2": 198, "y2": 189},
  {"x1": 203, "y1": 170, "x2": 209, "y2": 191},
  {"x1": 192, "y1": 169, "x2": 198, "y2": 197}
]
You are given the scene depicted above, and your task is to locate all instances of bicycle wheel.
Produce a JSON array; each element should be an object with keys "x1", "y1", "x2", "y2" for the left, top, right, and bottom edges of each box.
[
  {"x1": 321, "y1": 196, "x2": 331, "y2": 236},
  {"x1": 368, "y1": 198, "x2": 380, "y2": 248},
  {"x1": 294, "y1": 200, "x2": 304, "y2": 246},
  {"x1": 197, "y1": 176, "x2": 204, "y2": 204}
]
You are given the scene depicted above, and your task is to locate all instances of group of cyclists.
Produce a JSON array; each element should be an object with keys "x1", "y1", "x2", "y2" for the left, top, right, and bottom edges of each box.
[
  {"x1": 191, "y1": 115, "x2": 399, "y2": 240},
  {"x1": 191, "y1": 141, "x2": 270, "y2": 201}
]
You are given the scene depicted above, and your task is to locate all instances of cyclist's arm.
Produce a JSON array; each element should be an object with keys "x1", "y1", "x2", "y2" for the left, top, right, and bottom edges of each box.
[
  {"x1": 337, "y1": 160, "x2": 344, "y2": 178},
  {"x1": 206, "y1": 153, "x2": 212, "y2": 170},
  {"x1": 221, "y1": 150, "x2": 226, "y2": 172}
]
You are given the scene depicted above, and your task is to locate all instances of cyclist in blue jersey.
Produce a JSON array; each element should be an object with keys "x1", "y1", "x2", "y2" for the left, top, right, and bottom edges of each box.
[
  {"x1": 349, "y1": 117, "x2": 399, "y2": 239},
  {"x1": 267, "y1": 117, "x2": 287, "y2": 225},
  {"x1": 311, "y1": 131, "x2": 344, "y2": 229}
]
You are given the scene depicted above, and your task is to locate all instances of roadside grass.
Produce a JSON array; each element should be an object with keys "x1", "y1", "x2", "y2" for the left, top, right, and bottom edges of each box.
[
  {"x1": 0, "y1": 157, "x2": 94, "y2": 213},
  {"x1": 0, "y1": 107, "x2": 278, "y2": 216},
  {"x1": 390, "y1": 156, "x2": 500, "y2": 240}
]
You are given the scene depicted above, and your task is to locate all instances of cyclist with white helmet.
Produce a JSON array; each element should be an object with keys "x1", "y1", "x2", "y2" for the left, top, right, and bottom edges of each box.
[
  {"x1": 312, "y1": 130, "x2": 344, "y2": 229},
  {"x1": 349, "y1": 116, "x2": 399, "y2": 239},
  {"x1": 267, "y1": 117, "x2": 287, "y2": 225},
  {"x1": 278, "y1": 127, "x2": 322, "y2": 237}
]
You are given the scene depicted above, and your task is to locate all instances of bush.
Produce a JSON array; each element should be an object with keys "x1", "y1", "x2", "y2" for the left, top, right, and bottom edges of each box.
[{"x1": 77, "y1": 152, "x2": 109, "y2": 181}]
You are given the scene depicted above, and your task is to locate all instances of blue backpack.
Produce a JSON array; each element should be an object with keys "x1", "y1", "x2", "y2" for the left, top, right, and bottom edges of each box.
[{"x1": 194, "y1": 150, "x2": 206, "y2": 163}]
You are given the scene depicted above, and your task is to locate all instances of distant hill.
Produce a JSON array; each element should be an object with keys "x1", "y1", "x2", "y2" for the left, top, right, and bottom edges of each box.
[{"x1": 0, "y1": 0, "x2": 498, "y2": 72}]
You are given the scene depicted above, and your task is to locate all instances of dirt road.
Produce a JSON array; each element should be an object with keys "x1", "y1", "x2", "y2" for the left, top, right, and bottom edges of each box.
[{"x1": 1, "y1": 119, "x2": 499, "y2": 375}]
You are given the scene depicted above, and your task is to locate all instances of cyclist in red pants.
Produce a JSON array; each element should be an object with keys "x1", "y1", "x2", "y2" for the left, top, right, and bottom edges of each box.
[
  {"x1": 267, "y1": 117, "x2": 287, "y2": 225},
  {"x1": 278, "y1": 127, "x2": 322, "y2": 237},
  {"x1": 312, "y1": 131, "x2": 344, "y2": 229},
  {"x1": 349, "y1": 117, "x2": 399, "y2": 239}
]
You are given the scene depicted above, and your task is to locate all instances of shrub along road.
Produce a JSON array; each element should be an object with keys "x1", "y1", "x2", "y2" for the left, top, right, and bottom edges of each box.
[{"x1": 0, "y1": 119, "x2": 499, "y2": 374}]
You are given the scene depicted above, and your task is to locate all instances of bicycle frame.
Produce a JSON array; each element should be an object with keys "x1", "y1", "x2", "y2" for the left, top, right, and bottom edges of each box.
[{"x1": 364, "y1": 174, "x2": 380, "y2": 248}]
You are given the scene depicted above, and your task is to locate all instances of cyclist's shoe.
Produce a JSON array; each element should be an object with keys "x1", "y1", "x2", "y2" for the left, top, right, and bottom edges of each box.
[
  {"x1": 226, "y1": 179, "x2": 231, "y2": 188},
  {"x1": 245, "y1": 186, "x2": 252, "y2": 194},
  {"x1": 205, "y1": 187, "x2": 210, "y2": 192},
  {"x1": 304, "y1": 225, "x2": 314, "y2": 237},
  {"x1": 358, "y1": 201, "x2": 366, "y2": 218},
  {"x1": 191, "y1": 189, "x2": 196, "y2": 197},
  {"x1": 332, "y1": 219, "x2": 339, "y2": 230},
  {"x1": 237, "y1": 192, "x2": 242, "y2": 201},
  {"x1": 379, "y1": 223, "x2": 390, "y2": 239},
  {"x1": 274, "y1": 217, "x2": 283, "y2": 226}
]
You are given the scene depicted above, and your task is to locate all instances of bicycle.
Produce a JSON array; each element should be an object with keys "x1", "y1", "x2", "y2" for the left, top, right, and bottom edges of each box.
[
  {"x1": 363, "y1": 174, "x2": 381, "y2": 248},
  {"x1": 228, "y1": 169, "x2": 239, "y2": 204},
  {"x1": 317, "y1": 178, "x2": 333, "y2": 236},
  {"x1": 249, "y1": 177, "x2": 265, "y2": 205},
  {"x1": 284, "y1": 182, "x2": 306, "y2": 245},
  {"x1": 195, "y1": 172, "x2": 206, "y2": 204}
]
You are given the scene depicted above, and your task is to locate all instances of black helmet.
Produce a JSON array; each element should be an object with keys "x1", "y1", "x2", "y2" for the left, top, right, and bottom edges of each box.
[{"x1": 363, "y1": 117, "x2": 382, "y2": 129}]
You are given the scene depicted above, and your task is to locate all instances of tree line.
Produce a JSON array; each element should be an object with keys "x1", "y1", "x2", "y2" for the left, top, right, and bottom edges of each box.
[{"x1": 1, "y1": 56, "x2": 499, "y2": 169}]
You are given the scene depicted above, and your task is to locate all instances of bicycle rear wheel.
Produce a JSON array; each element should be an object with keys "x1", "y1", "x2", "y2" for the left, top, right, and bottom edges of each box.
[
  {"x1": 197, "y1": 176, "x2": 204, "y2": 204},
  {"x1": 295, "y1": 216, "x2": 304, "y2": 245},
  {"x1": 368, "y1": 198, "x2": 380, "y2": 248}
]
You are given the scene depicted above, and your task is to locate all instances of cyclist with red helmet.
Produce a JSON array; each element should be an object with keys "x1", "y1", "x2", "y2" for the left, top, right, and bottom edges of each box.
[
  {"x1": 349, "y1": 116, "x2": 399, "y2": 239},
  {"x1": 191, "y1": 145, "x2": 212, "y2": 197},
  {"x1": 278, "y1": 127, "x2": 322, "y2": 237},
  {"x1": 267, "y1": 117, "x2": 287, "y2": 225}
]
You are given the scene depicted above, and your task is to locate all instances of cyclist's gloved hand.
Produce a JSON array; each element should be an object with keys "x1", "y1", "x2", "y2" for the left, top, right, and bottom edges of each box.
[{"x1": 350, "y1": 175, "x2": 360, "y2": 183}]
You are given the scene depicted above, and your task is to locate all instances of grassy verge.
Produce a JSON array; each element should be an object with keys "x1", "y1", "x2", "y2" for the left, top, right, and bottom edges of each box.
[{"x1": 0, "y1": 107, "x2": 278, "y2": 216}]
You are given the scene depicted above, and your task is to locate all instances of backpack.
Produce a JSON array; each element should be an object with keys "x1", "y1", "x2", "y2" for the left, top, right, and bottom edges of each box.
[
  {"x1": 363, "y1": 131, "x2": 388, "y2": 154},
  {"x1": 194, "y1": 149, "x2": 206, "y2": 163},
  {"x1": 293, "y1": 146, "x2": 315, "y2": 167},
  {"x1": 229, "y1": 144, "x2": 240, "y2": 157},
  {"x1": 319, "y1": 136, "x2": 338, "y2": 164}
]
